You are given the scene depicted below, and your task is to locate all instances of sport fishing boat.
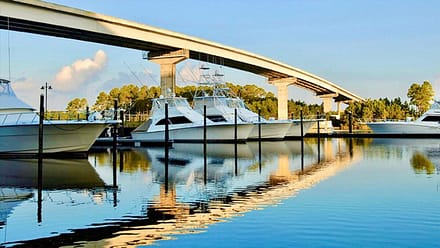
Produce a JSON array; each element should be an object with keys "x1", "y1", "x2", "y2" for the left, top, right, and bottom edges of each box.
[
  {"x1": 0, "y1": 78, "x2": 117, "y2": 154},
  {"x1": 366, "y1": 100, "x2": 440, "y2": 134},
  {"x1": 226, "y1": 96, "x2": 317, "y2": 138},
  {"x1": 193, "y1": 85, "x2": 301, "y2": 140},
  {"x1": 130, "y1": 95, "x2": 253, "y2": 142}
]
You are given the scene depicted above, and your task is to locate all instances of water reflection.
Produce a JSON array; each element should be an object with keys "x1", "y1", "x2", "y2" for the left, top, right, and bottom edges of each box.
[
  {"x1": 410, "y1": 152, "x2": 436, "y2": 174},
  {"x1": 365, "y1": 138, "x2": 440, "y2": 175},
  {"x1": 0, "y1": 159, "x2": 105, "y2": 189},
  {"x1": 0, "y1": 139, "x2": 360, "y2": 247}
]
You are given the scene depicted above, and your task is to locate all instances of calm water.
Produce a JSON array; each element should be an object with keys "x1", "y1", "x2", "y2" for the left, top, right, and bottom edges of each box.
[{"x1": 1, "y1": 138, "x2": 440, "y2": 247}]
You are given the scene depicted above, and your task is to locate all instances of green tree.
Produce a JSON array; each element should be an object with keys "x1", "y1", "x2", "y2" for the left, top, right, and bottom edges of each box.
[
  {"x1": 66, "y1": 98, "x2": 88, "y2": 113},
  {"x1": 119, "y1": 84, "x2": 140, "y2": 110},
  {"x1": 92, "y1": 91, "x2": 112, "y2": 111},
  {"x1": 407, "y1": 81, "x2": 434, "y2": 116}
]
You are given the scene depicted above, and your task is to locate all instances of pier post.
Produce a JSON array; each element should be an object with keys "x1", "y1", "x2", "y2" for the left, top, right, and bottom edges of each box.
[
  {"x1": 317, "y1": 111, "x2": 321, "y2": 163},
  {"x1": 300, "y1": 110, "x2": 304, "y2": 171},
  {"x1": 119, "y1": 109, "x2": 125, "y2": 137},
  {"x1": 112, "y1": 100, "x2": 118, "y2": 188},
  {"x1": 164, "y1": 103, "x2": 169, "y2": 192},
  {"x1": 234, "y1": 108, "x2": 238, "y2": 176},
  {"x1": 203, "y1": 105, "x2": 207, "y2": 184},
  {"x1": 348, "y1": 111, "x2": 353, "y2": 134},
  {"x1": 38, "y1": 94, "x2": 44, "y2": 160},
  {"x1": 37, "y1": 94, "x2": 44, "y2": 223},
  {"x1": 258, "y1": 108, "x2": 262, "y2": 173}
]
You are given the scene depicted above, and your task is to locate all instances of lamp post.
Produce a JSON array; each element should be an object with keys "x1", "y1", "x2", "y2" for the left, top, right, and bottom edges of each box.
[{"x1": 40, "y1": 82, "x2": 52, "y2": 119}]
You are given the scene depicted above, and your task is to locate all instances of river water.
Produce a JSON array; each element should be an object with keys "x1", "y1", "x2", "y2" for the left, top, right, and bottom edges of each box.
[{"x1": 1, "y1": 138, "x2": 440, "y2": 247}]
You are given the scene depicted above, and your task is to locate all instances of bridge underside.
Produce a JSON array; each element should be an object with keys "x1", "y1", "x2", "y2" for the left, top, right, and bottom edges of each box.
[{"x1": 0, "y1": 16, "x2": 353, "y2": 104}]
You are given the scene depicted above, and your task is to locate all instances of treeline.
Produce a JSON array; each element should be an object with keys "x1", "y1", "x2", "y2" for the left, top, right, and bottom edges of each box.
[
  {"x1": 346, "y1": 81, "x2": 434, "y2": 123},
  {"x1": 65, "y1": 80, "x2": 435, "y2": 127},
  {"x1": 66, "y1": 82, "x2": 323, "y2": 120}
]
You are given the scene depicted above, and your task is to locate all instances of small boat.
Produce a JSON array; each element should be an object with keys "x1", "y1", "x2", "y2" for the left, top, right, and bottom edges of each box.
[
  {"x1": 0, "y1": 78, "x2": 117, "y2": 154},
  {"x1": 130, "y1": 95, "x2": 254, "y2": 142},
  {"x1": 366, "y1": 100, "x2": 440, "y2": 134}
]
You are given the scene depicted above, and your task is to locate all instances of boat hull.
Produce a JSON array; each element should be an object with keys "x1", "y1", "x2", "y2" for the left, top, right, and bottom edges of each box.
[
  {"x1": 0, "y1": 121, "x2": 109, "y2": 153},
  {"x1": 285, "y1": 120, "x2": 315, "y2": 137},
  {"x1": 367, "y1": 121, "x2": 440, "y2": 134},
  {"x1": 131, "y1": 123, "x2": 254, "y2": 142},
  {"x1": 247, "y1": 122, "x2": 291, "y2": 140}
]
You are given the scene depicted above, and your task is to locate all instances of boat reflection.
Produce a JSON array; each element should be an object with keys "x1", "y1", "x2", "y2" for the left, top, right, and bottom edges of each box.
[
  {"x1": 0, "y1": 159, "x2": 105, "y2": 189},
  {"x1": 88, "y1": 139, "x2": 362, "y2": 247},
  {"x1": 1, "y1": 139, "x2": 362, "y2": 247},
  {"x1": 0, "y1": 188, "x2": 33, "y2": 230},
  {"x1": 134, "y1": 142, "x2": 256, "y2": 186},
  {"x1": 0, "y1": 158, "x2": 107, "y2": 240}
]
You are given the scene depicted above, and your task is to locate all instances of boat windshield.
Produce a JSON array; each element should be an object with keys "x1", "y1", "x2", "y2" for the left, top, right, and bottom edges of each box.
[
  {"x1": 153, "y1": 97, "x2": 190, "y2": 110},
  {"x1": 194, "y1": 96, "x2": 228, "y2": 108},
  {"x1": 227, "y1": 98, "x2": 247, "y2": 109},
  {"x1": 429, "y1": 101, "x2": 440, "y2": 110}
]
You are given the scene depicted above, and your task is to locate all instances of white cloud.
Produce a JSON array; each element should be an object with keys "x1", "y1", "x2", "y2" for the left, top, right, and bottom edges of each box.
[
  {"x1": 53, "y1": 50, "x2": 107, "y2": 92},
  {"x1": 177, "y1": 62, "x2": 201, "y2": 84}
]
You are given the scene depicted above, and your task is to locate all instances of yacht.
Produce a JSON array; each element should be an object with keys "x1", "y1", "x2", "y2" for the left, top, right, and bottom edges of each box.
[
  {"x1": 193, "y1": 90, "x2": 298, "y2": 140},
  {"x1": 366, "y1": 100, "x2": 440, "y2": 134},
  {"x1": 0, "y1": 79, "x2": 117, "y2": 154},
  {"x1": 227, "y1": 97, "x2": 317, "y2": 138},
  {"x1": 130, "y1": 95, "x2": 254, "y2": 142}
]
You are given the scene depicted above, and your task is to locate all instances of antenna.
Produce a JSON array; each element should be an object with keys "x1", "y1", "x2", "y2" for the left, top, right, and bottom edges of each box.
[
  {"x1": 7, "y1": 17, "x2": 11, "y2": 81},
  {"x1": 123, "y1": 61, "x2": 144, "y2": 86}
]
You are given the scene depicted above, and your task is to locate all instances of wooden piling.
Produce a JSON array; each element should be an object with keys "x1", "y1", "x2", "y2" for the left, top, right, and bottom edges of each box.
[
  {"x1": 203, "y1": 104, "x2": 207, "y2": 184},
  {"x1": 164, "y1": 102, "x2": 169, "y2": 192}
]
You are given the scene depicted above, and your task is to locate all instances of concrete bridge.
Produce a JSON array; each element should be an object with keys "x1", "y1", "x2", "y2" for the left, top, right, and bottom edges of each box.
[{"x1": 0, "y1": 0, "x2": 364, "y2": 119}]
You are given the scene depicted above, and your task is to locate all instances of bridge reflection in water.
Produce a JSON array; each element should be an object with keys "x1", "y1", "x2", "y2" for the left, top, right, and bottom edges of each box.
[
  {"x1": 88, "y1": 139, "x2": 361, "y2": 247},
  {"x1": 0, "y1": 138, "x2": 361, "y2": 247}
]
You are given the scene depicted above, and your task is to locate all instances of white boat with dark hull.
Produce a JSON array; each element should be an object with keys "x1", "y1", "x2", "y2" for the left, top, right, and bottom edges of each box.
[
  {"x1": 366, "y1": 101, "x2": 440, "y2": 134},
  {"x1": 193, "y1": 94, "x2": 291, "y2": 140},
  {"x1": 0, "y1": 79, "x2": 116, "y2": 154},
  {"x1": 131, "y1": 96, "x2": 253, "y2": 142},
  {"x1": 227, "y1": 97, "x2": 317, "y2": 138}
]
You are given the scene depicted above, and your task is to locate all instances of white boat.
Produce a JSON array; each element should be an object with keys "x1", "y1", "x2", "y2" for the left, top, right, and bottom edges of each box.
[
  {"x1": 229, "y1": 97, "x2": 317, "y2": 138},
  {"x1": 193, "y1": 93, "x2": 291, "y2": 140},
  {"x1": 300, "y1": 120, "x2": 334, "y2": 135},
  {"x1": 130, "y1": 96, "x2": 254, "y2": 142},
  {"x1": 0, "y1": 78, "x2": 117, "y2": 154},
  {"x1": 366, "y1": 100, "x2": 440, "y2": 134}
]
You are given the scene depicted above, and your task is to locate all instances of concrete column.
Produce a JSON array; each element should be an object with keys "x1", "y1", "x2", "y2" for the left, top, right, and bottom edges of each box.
[
  {"x1": 148, "y1": 49, "x2": 189, "y2": 97},
  {"x1": 318, "y1": 93, "x2": 338, "y2": 113},
  {"x1": 270, "y1": 77, "x2": 297, "y2": 120},
  {"x1": 337, "y1": 102, "x2": 341, "y2": 116}
]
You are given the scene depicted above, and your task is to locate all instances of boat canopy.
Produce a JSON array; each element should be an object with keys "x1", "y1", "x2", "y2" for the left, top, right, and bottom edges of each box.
[{"x1": 0, "y1": 79, "x2": 35, "y2": 112}]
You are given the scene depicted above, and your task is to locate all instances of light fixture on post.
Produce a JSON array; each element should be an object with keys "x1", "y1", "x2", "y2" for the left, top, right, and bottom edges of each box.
[{"x1": 40, "y1": 82, "x2": 52, "y2": 119}]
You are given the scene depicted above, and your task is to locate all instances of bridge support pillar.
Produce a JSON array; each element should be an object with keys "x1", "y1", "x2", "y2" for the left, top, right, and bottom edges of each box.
[
  {"x1": 270, "y1": 77, "x2": 297, "y2": 120},
  {"x1": 318, "y1": 93, "x2": 338, "y2": 113},
  {"x1": 148, "y1": 49, "x2": 189, "y2": 97},
  {"x1": 336, "y1": 102, "x2": 341, "y2": 115}
]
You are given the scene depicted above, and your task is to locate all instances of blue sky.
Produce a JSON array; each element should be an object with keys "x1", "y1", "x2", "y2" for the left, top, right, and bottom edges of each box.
[{"x1": 0, "y1": 0, "x2": 439, "y2": 110}]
